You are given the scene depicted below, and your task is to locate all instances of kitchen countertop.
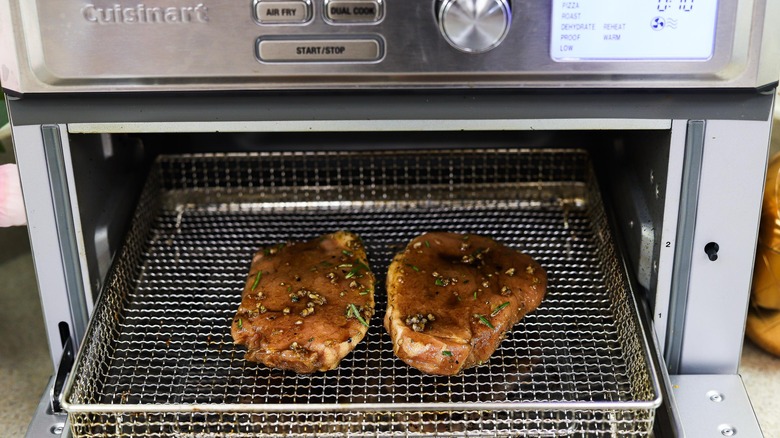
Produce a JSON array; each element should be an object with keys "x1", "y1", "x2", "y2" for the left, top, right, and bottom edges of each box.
[
  {"x1": 741, "y1": 340, "x2": 780, "y2": 437},
  {"x1": 0, "y1": 231, "x2": 51, "y2": 437}
]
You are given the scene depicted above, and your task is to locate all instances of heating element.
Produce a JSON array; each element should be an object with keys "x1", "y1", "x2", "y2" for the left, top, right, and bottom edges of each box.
[{"x1": 63, "y1": 149, "x2": 661, "y2": 437}]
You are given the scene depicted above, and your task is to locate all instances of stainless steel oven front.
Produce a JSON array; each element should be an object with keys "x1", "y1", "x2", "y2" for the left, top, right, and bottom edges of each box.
[{"x1": 2, "y1": 0, "x2": 779, "y2": 436}]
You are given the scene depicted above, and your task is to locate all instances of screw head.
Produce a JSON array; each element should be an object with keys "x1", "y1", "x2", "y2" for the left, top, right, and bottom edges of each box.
[{"x1": 719, "y1": 424, "x2": 737, "y2": 436}]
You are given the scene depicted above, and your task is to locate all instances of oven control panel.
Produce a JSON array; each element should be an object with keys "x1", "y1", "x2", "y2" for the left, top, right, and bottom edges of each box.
[
  {"x1": 0, "y1": 0, "x2": 768, "y2": 92},
  {"x1": 255, "y1": 0, "x2": 386, "y2": 63}
]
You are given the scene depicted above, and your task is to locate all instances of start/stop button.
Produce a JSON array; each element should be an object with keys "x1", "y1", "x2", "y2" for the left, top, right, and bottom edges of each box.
[{"x1": 324, "y1": 0, "x2": 384, "y2": 24}]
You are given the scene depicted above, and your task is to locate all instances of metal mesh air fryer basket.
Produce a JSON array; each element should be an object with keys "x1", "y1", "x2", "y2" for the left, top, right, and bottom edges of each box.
[{"x1": 62, "y1": 149, "x2": 662, "y2": 437}]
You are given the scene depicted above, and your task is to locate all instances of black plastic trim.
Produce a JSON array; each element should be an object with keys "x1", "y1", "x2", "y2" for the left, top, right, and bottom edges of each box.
[{"x1": 6, "y1": 90, "x2": 775, "y2": 126}]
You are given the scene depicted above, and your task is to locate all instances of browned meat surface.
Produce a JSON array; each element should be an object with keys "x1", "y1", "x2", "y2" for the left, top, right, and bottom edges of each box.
[
  {"x1": 231, "y1": 231, "x2": 375, "y2": 374},
  {"x1": 385, "y1": 232, "x2": 547, "y2": 375}
]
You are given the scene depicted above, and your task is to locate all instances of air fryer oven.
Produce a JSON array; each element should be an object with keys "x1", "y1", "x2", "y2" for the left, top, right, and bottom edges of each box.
[{"x1": 2, "y1": 0, "x2": 779, "y2": 436}]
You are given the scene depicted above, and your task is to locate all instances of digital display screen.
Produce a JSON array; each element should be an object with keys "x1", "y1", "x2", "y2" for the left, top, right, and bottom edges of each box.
[{"x1": 550, "y1": 0, "x2": 718, "y2": 61}]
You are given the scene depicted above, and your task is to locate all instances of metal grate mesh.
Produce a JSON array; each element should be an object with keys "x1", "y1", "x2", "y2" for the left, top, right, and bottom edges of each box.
[{"x1": 64, "y1": 149, "x2": 660, "y2": 437}]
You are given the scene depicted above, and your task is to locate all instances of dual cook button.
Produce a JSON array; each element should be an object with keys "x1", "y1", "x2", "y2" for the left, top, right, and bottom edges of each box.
[
  {"x1": 254, "y1": 0, "x2": 383, "y2": 25},
  {"x1": 324, "y1": 0, "x2": 383, "y2": 23}
]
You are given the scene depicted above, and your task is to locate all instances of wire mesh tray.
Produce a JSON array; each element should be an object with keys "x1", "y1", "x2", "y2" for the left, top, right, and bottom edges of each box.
[{"x1": 63, "y1": 149, "x2": 661, "y2": 437}]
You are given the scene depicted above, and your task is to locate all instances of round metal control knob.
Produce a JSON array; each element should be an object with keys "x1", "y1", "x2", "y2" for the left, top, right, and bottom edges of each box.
[{"x1": 437, "y1": 0, "x2": 511, "y2": 53}]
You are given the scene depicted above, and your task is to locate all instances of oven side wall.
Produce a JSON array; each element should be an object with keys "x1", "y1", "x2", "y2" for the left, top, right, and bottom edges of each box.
[
  {"x1": 673, "y1": 118, "x2": 772, "y2": 374},
  {"x1": 11, "y1": 124, "x2": 82, "y2": 371}
]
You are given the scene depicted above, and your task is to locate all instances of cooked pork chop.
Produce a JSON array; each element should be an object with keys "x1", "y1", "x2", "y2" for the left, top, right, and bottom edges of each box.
[
  {"x1": 232, "y1": 231, "x2": 375, "y2": 374},
  {"x1": 385, "y1": 232, "x2": 547, "y2": 375}
]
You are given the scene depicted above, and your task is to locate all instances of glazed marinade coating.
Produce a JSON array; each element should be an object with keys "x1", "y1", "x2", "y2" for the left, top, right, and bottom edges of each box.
[
  {"x1": 385, "y1": 232, "x2": 547, "y2": 375},
  {"x1": 232, "y1": 231, "x2": 375, "y2": 374}
]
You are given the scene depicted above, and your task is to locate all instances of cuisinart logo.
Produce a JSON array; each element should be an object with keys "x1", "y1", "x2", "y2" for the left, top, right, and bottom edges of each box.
[{"x1": 82, "y1": 3, "x2": 209, "y2": 24}]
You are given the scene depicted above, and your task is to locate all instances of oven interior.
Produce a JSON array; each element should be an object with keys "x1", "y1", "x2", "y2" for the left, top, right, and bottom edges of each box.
[
  {"x1": 58, "y1": 129, "x2": 670, "y2": 436},
  {"x1": 68, "y1": 129, "x2": 671, "y2": 309}
]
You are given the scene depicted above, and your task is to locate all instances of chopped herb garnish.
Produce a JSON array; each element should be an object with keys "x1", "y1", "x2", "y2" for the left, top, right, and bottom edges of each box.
[
  {"x1": 251, "y1": 271, "x2": 262, "y2": 291},
  {"x1": 359, "y1": 290, "x2": 370, "y2": 296},
  {"x1": 345, "y1": 262, "x2": 370, "y2": 279},
  {"x1": 442, "y1": 350, "x2": 453, "y2": 357},
  {"x1": 287, "y1": 285, "x2": 292, "y2": 292},
  {"x1": 405, "y1": 263, "x2": 420, "y2": 272},
  {"x1": 473, "y1": 290, "x2": 478, "y2": 300},
  {"x1": 338, "y1": 264, "x2": 354, "y2": 268},
  {"x1": 291, "y1": 295, "x2": 300, "y2": 303},
  {"x1": 424, "y1": 240, "x2": 431, "y2": 248},
  {"x1": 491, "y1": 302, "x2": 511, "y2": 317},
  {"x1": 342, "y1": 249, "x2": 354, "y2": 257},
  {"x1": 236, "y1": 318, "x2": 243, "y2": 329},
  {"x1": 456, "y1": 295, "x2": 461, "y2": 302},
  {"x1": 475, "y1": 314, "x2": 494, "y2": 329},
  {"x1": 348, "y1": 303, "x2": 370, "y2": 327},
  {"x1": 435, "y1": 278, "x2": 446, "y2": 287}
]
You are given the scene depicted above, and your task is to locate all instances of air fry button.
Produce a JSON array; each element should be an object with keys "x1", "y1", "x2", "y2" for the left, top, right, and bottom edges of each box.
[
  {"x1": 325, "y1": 0, "x2": 384, "y2": 23},
  {"x1": 257, "y1": 38, "x2": 382, "y2": 62},
  {"x1": 255, "y1": 0, "x2": 312, "y2": 24}
]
